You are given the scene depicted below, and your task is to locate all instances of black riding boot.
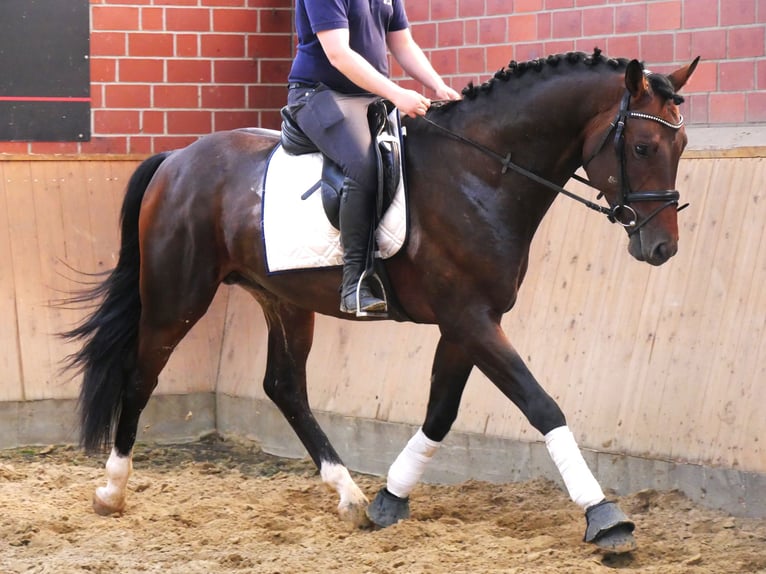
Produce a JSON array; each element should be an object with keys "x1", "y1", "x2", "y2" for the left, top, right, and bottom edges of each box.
[{"x1": 339, "y1": 177, "x2": 387, "y2": 314}]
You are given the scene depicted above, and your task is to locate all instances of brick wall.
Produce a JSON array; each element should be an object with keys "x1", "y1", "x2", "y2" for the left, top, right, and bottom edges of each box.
[
  {"x1": 399, "y1": 0, "x2": 766, "y2": 126},
  {"x1": 0, "y1": 0, "x2": 762, "y2": 156}
]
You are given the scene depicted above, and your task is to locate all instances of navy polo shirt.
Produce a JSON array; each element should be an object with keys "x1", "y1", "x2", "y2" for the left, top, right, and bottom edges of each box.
[{"x1": 288, "y1": 0, "x2": 409, "y2": 94}]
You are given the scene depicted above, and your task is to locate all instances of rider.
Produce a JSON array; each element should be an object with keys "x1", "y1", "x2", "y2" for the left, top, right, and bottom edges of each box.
[{"x1": 287, "y1": 0, "x2": 461, "y2": 315}]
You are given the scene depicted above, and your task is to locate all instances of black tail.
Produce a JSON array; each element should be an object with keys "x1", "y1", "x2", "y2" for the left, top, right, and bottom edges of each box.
[{"x1": 60, "y1": 152, "x2": 171, "y2": 452}]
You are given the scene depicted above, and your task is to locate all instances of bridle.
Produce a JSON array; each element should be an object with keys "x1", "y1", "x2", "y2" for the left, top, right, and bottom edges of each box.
[{"x1": 420, "y1": 89, "x2": 687, "y2": 235}]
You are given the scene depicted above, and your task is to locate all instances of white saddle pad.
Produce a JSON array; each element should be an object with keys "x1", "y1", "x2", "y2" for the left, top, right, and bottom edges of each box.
[{"x1": 262, "y1": 146, "x2": 407, "y2": 274}]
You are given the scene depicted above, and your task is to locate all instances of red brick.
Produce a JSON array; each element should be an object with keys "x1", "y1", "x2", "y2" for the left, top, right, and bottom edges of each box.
[
  {"x1": 606, "y1": 35, "x2": 640, "y2": 59},
  {"x1": 487, "y1": 0, "x2": 514, "y2": 16},
  {"x1": 82, "y1": 137, "x2": 128, "y2": 154},
  {"x1": 465, "y1": 19, "x2": 479, "y2": 45},
  {"x1": 683, "y1": 0, "x2": 718, "y2": 28},
  {"x1": 92, "y1": 6, "x2": 139, "y2": 30},
  {"x1": 258, "y1": 109, "x2": 283, "y2": 130},
  {"x1": 167, "y1": 60, "x2": 212, "y2": 83},
  {"x1": 615, "y1": 4, "x2": 647, "y2": 34},
  {"x1": 758, "y1": 60, "x2": 766, "y2": 90},
  {"x1": 537, "y1": 12, "x2": 552, "y2": 39},
  {"x1": 201, "y1": 34, "x2": 246, "y2": 57},
  {"x1": 153, "y1": 136, "x2": 200, "y2": 152},
  {"x1": 248, "y1": 35, "x2": 293, "y2": 58},
  {"x1": 30, "y1": 142, "x2": 80, "y2": 155},
  {"x1": 248, "y1": 85, "x2": 288, "y2": 108},
  {"x1": 515, "y1": 42, "x2": 545, "y2": 61},
  {"x1": 720, "y1": 0, "x2": 756, "y2": 25},
  {"x1": 203, "y1": 0, "x2": 245, "y2": 6},
  {"x1": 545, "y1": 0, "x2": 574, "y2": 8},
  {"x1": 259, "y1": 9, "x2": 292, "y2": 33},
  {"x1": 176, "y1": 34, "x2": 200, "y2": 57},
  {"x1": 248, "y1": 0, "x2": 292, "y2": 7},
  {"x1": 166, "y1": 8, "x2": 212, "y2": 31},
  {"x1": 479, "y1": 16, "x2": 508, "y2": 45},
  {"x1": 91, "y1": 58, "x2": 117, "y2": 82},
  {"x1": 691, "y1": 29, "x2": 727, "y2": 60},
  {"x1": 719, "y1": 61, "x2": 755, "y2": 91},
  {"x1": 746, "y1": 92, "x2": 766, "y2": 122},
  {"x1": 432, "y1": 0, "x2": 457, "y2": 20},
  {"x1": 686, "y1": 93, "x2": 709, "y2": 123},
  {"x1": 202, "y1": 85, "x2": 247, "y2": 108},
  {"x1": 728, "y1": 26, "x2": 766, "y2": 58},
  {"x1": 583, "y1": 7, "x2": 614, "y2": 37},
  {"x1": 129, "y1": 33, "x2": 174, "y2": 57},
  {"x1": 119, "y1": 59, "x2": 165, "y2": 82},
  {"x1": 411, "y1": 23, "x2": 437, "y2": 50},
  {"x1": 214, "y1": 111, "x2": 262, "y2": 130},
  {"x1": 213, "y1": 8, "x2": 257, "y2": 32},
  {"x1": 516, "y1": 0, "x2": 544, "y2": 12},
  {"x1": 576, "y1": 38, "x2": 608, "y2": 54},
  {"x1": 576, "y1": 0, "x2": 606, "y2": 6},
  {"x1": 91, "y1": 32, "x2": 127, "y2": 57},
  {"x1": 457, "y1": 47, "x2": 485, "y2": 74},
  {"x1": 709, "y1": 92, "x2": 746, "y2": 123},
  {"x1": 674, "y1": 32, "x2": 692, "y2": 61},
  {"x1": 509, "y1": 14, "x2": 537, "y2": 43},
  {"x1": 259, "y1": 59, "x2": 292, "y2": 83},
  {"x1": 430, "y1": 48, "x2": 459, "y2": 76},
  {"x1": 127, "y1": 136, "x2": 153, "y2": 155},
  {"x1": 141, "y1": 111, "x2": 166, "y2": 133},
  {"x1": 405, "y1": 0, "x2": 429, "y2": 22},
  {"x1": 154, "y1": 85, "x2": 200, "y2": 108},
  {"x1": 552, "y1": 10, "x2": 582, "y2": 38},
  {"x1": 167, "y1": 111, "x2": 212, "y2": 134},
  {"x1": 90, "y1": 85, "x2": 104, "y2": 109},
  {"x1": 486, "y1": 45, "x2": 512, "y2": 71},
  {"x1": 459, "y1": 0, "x2": 485, "y2": 18},
  {"x1": 159, "y1": 0, "x2": 199, "y2": 5},
  {"x1": 545, "y1": 40, "x2": 576, "y2": 55},
  {"x1": 105, "y1": 84, "x2": 151, "y2": 108},
  {"x1": 648, "y1": 1, "x2": 682, "y2": 31},
  {"x1": 141, "y1": 7, "x2": 164, "y2": 31},
  {"x1": 0, "y1": 142, "x2": 31, "y2": 154},
  {"x1": 94, "y1": 110, "x2": 142, "y2": 133},
  {"x1": 760, "y1": 0, "x2": 766, "y2": 23},
  {"x1": 685, "y1": 60, "x2": 717, "y2": 92},
  {"x1": 640, "y1": 33, "x2": 675, "y2": 65},
  {"x1": 214, "y1": 60, "x2": 258, "y2": 83},
  {"x1": 438, "y1": 21, "x2": 465, "y2": 48}
]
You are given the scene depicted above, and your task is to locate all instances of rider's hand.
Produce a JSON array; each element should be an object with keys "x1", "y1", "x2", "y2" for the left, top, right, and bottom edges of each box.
[
  {"x1": 394, "y1": 88, "x2": 431, "y2": 118},
  {"x1": 434, "y1": 83, "x2": 461, "y2": 101}
]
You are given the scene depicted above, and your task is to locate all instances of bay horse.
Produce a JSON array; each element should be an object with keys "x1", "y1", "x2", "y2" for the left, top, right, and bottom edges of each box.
[{"x1": 63, "y1": 50, "x2": 698, "y2": 553}]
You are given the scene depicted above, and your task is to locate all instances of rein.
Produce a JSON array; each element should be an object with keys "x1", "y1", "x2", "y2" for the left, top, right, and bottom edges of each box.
[{"x1": 421, "y1": 90, "x2": 687, "y2": 235}]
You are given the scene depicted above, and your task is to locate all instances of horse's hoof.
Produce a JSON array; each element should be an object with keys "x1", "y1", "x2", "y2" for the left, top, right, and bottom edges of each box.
[
  {"x1": 339, "y1": 500, "x2": 372, "y2": 529},
  {"x1": 584, "y1": 500, "x2": 636, "y2": 554},
  {"x1": 366, "y1": 487, "x2": 410, "y2": 528},
  {"x1": 92, "y1": 490, "x2": 125, "y2": 516}
]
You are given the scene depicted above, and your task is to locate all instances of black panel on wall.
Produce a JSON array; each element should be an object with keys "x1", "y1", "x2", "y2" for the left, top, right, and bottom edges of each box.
[{"x1": 0, "y1": 0, "x2": 90, "y2": 142}]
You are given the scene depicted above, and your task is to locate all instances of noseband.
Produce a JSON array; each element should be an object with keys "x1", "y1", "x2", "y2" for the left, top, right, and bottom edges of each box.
[
  {"x1": 420, "y1": 90, "x2": 687, "y2": 235},
  {"x1": 580, "y1": 90, "x2": 687, "y2": 234}
]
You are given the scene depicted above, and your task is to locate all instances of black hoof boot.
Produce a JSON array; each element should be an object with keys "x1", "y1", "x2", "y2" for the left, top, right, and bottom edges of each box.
[
  {"x1": 366, "y1": 488, "x2": 410, "y2": 528},
  {"x1": 584, "y1": 500, "x2": 637, "y2": 554}
]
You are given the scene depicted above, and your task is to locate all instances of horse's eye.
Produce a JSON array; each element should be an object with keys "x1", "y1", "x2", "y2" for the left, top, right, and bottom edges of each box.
[{"x1": 635, "y1": 144, "x2": 649, "y2": 157}]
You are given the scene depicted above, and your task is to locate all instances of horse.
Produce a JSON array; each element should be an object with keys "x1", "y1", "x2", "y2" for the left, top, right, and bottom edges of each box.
[{"x1": 62, "y1": 49, "x2": 698, "y2": 554}]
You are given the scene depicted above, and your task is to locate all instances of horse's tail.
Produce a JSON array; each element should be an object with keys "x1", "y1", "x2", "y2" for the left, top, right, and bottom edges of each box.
[{"x1": 61, "y1": 151, "x2": 171, "y2": 452}]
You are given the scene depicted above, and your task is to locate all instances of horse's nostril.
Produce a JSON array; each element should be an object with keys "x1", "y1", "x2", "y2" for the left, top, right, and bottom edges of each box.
[{"x1": 653, "y1": 241, "x2": 677, "y2": 262}]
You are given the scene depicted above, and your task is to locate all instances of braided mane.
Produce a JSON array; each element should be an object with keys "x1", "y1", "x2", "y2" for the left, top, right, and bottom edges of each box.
[{"x1": 446, "y1": 47, "x2": 684, "y2": 107}]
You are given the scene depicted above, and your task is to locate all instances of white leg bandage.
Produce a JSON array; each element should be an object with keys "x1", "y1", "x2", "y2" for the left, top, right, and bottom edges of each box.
[
  {"x1": 96, "y1": 448, "x2": 133, "y2": 509},
  {"x1": 545, "y1": 426, "x2": 605, "y2": 510},
  {"x1": 386, "y1": 428, "x2": 441, "y2": 499}
]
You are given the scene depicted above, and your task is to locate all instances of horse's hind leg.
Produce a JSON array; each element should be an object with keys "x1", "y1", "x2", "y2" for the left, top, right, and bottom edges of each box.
[
  {"x1": 93, "y1": 271, "x2": 220, "y2": 516},
  {"x1": 256, "y1": 294, "x2": 370, "y2": 527}
]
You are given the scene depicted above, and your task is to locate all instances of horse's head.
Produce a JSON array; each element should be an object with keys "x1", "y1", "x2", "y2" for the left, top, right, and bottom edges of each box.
[{"x1": 583, "y1": 57, "x2": 699, "y2": 266}]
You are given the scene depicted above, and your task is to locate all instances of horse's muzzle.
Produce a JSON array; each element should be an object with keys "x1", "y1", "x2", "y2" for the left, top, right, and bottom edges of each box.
[{"x1": 628, "y1": 232, "x2": 678, "y2": 266}]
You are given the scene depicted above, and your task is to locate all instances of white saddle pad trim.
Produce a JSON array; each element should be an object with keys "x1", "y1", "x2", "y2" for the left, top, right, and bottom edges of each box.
[{"x1": 262, "y1": 145, "x2": 407, "y2": 274}]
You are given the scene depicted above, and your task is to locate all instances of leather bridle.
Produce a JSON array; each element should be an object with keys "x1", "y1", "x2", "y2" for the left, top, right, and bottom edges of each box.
[{"x1": 420, "y1": 90, "x2": 688, "y2": 235}]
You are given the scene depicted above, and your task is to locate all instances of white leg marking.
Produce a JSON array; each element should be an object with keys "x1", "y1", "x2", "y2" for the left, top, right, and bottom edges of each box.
[
  {"x1": 386, "y1": 427, "x2": 441, "y2": 499},
  {"x1": 94, "y1": 448, "x2": 133, "y2": 515},
  {"x1": 320, "y1": 462, "x2": 369, "y2": 525},
  {"x1": 545, "y1": 426, "x2": 605, "y2": 509}
]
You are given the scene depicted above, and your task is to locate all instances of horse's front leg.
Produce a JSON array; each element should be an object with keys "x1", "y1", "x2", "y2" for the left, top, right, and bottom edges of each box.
[
  {"x1": 368, "y1": 336, "x2": 473, "y2": 526},
  {"x1": 257, "y1": 296, "x2": 370, "y2": 527},
  {"x1": 463, "y1": 317, "x2": 636, "y2": 553}
]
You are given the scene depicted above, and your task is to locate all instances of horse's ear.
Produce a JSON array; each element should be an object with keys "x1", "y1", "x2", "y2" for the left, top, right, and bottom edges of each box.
[
  {"x1": 625, "y1": 59, "x2": 649, "y2": 98},
  {"x1": 667, "y1": 56, "x2": 700, "y2": 93}
]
